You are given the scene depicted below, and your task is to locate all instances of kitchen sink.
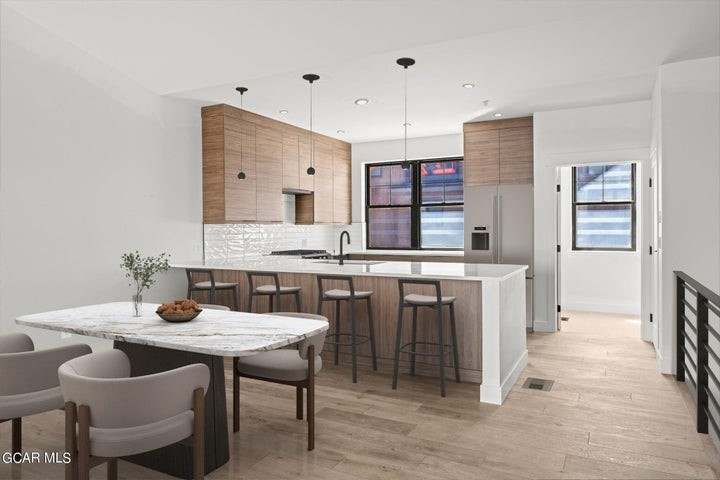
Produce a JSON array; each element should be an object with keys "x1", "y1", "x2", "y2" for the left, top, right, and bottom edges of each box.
[{"x1": 313, "y1": 260, "x2": 386, "y2": 266}]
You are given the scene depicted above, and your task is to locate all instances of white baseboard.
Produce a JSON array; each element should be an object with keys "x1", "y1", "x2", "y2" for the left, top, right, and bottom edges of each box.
[
  {"x1": 480, "y1": 349, "x2": 528, "y2": 405},
  {"x1": 562, "y1": 301, "x2": 640, "y2": 315}
]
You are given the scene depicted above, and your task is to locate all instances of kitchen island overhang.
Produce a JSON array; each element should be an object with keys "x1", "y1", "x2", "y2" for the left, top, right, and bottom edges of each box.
[{"x1": 173, "y1": 258, "x2": 528, "y2": 404}]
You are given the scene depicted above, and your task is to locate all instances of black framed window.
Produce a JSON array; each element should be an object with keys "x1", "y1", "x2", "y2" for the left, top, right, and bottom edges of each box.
[
  {"x1": 366, "y1": 158, "x2": 463, "y2": 249},
  {"x1": 572, "y1": 163, "x2": 636, "y2": 251}
]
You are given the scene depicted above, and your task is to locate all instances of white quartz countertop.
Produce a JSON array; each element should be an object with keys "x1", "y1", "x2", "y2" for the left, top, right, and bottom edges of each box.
[
  {"x1": 173, "y1": 257, "x2": 527, "y2": 282},
  {"x1": 345, "y1": 249, "x2": 464, "y2": 257},
  {"x1": 16, "y1": 302, "x2": 329, "y2": 357}
]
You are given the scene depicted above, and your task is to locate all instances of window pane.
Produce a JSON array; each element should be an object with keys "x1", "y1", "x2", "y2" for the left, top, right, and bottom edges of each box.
[
  {"x1": 575, "y1": 204, "x2": 633, "y2": 249},
  {"x1": 369, "y1": 186, "x2": 390, "y2": 205},
  {"x1": 575, "y1": 182, "x2": 603, "y2": 202},
  {"x1": 575, "y1": 165, "x2": 604, "y2": 183},
  {"x1": 420, "y1": 206, "x2": 464, "y2": 248},
  {"x1": 604, "y1": 164, "x2": 632, "y2": 183},
  {"x1": 603, "y1": 181, "x2": 633, "y2": 201},
  {"x1": 421, "y1": 183, "x2": 444, "y2": 204},
  {"x1": 368, "y1": 208, "x2": 412, "y2": 248},
  {"x1": 390, "y1": 185, "x2": 412, "y2": 205},
  {"x1": 445, "y1": 182, "x2": 463, "y2": 203},
  {"x1": 368, "y1": 165, "x2": 391, "y2": 187},
  {"x1": 390, "y1": 164, "x2": 412, "y2": 186}
]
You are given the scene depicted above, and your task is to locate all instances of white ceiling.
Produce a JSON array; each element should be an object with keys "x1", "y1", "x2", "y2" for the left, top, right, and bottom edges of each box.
[{"x1": 4, "y1": 0, "x2": 719, "y2": 142}]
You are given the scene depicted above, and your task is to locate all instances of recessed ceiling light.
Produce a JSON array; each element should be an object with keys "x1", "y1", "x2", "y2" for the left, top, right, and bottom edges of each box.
[
  {"x1": 494, "y1": 113, "x2": 503, "y2": 117},
  {"x1": 354, "y1": 98, "x2": 369, "y2": 105},
  {"x1": 336, "y1": 129, "x2": 345, "y2": 134},
  {"x1": 279, "y1": 109, "x2": 288, "y2": 114},
  {"x1": 462, "y1": 83, "x2": 475, "y2": 89}
]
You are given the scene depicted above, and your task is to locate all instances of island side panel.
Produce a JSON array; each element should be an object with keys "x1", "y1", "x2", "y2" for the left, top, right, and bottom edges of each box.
[{"x1": 209, "y1": 269, "x2": 484, "y2": 383}]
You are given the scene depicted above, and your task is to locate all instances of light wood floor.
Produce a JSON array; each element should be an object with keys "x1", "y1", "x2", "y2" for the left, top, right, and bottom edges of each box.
[{"x1": 2, "y1": 310, "x2": 718, "y2": 479}]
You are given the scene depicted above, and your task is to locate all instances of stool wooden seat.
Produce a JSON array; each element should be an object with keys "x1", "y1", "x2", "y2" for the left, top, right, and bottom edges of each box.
[
  {"x1": 316, "y1": 275, "x2": 377, "y2": 383},
  {"x1": 247, "y1": 271, "x2": 301, "y2": 313},
  {"x1": 186, "y1": 268, "x2": 239, "y2": 311},
  {"x1": 392, "y1": 278, "x2": 460, "y2": 397}
]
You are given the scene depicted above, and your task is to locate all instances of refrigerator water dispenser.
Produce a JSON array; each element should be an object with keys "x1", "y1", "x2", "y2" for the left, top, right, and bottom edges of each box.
[{"x1": 471, "y1": 226, "x2": 490, "y2": 250}]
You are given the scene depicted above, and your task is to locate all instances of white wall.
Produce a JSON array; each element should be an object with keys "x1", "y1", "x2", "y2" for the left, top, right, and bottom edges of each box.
[
  {"x1": 533, "y1": 101, "x2": 651, "y2": 332},
  {"x1": 653, "y1": 56, "x2": 720, "y2": 374},
  {"x1": 559, "y1": 167, "x2": 641, "y2": 315},
  {"x1": 0, "y1": 7, "x2": 203, "y2": 349},
  {"x1": 350, "y1": 133, "x2": 463, "y2": 223}
]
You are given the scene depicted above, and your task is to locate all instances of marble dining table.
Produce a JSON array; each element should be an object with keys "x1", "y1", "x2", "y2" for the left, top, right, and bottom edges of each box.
[{"x1": 16, "y1": 302, "x2": 329, "y2": 479}]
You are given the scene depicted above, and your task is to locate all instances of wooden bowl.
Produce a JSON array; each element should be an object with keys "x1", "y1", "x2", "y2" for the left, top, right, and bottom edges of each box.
[{"x1": 156, "y1": 310, "x2": 202, "y2": 323}]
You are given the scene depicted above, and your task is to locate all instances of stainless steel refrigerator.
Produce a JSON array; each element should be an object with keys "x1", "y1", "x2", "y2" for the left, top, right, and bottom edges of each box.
[{"x1": 464, "y1": 184, "x2": 534, "y2": 330}]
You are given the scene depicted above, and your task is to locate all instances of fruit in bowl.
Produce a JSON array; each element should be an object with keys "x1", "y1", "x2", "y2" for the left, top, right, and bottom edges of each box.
[{"x1": 156, "y1": 299, "x2": 202, "y2": 322}]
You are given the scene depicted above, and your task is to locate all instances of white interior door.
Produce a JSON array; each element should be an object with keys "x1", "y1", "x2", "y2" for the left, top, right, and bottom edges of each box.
[{"x1": 651, "y1": 156, "x2": 661, "y2": 348}]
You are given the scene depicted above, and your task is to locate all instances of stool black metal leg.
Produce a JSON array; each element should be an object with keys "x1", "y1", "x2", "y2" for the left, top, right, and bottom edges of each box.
[
  {"x1": 350, "y1": 298, "x2": 358, "y2": 383},
  {"x1": 295, "y1": 291, "x2": 302, "y2": 312},
  {"x1": 248, "y1": 292, "x2": 254, "y2": 313},
  {"x1": 275, "y1": 293, "x2": 281, "y2": 312},
  {"x1": 366, "y1": 297, "x2": 378, "y2": 371},
  {"x1": 232, "y1": 287, "x2": 239, "y2": 311},
  {"x1": 316, "y1": 293, "x2": 323, "y2": 315},
  {"x1": 334, "y1": 300, "x2": 341, "y2": 366},
  {"x1": 187, "y1": 286, "x2": 192, "y2": 301},
  {"x1": 392, "y1": 303, "x2": 404, "y2": 389},
  {"x1": 449, "y1": 303, "x2": 460, "y2": 383},
  {"x1": 437, "y1": 304, "x2": 446, "y2": 397},
  {"x1": 268, "y1": 295, "x2": 274, "y2": 313},
  {"x1": 209, "y1": 287, "x2": 216, "y2": 305},
  {"x1": 410, "y1": 305, "x2": 418, "y2": 376}
]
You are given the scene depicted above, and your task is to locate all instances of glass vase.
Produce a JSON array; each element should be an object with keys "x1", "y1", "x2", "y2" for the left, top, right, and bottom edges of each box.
[{"x1": 132, "y1": 294, "x2": 143, "y2": 317}]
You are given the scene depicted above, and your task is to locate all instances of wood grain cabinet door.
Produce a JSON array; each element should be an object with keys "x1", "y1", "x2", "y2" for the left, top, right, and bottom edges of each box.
[
  {"x1": 255, "y1": 125, "x2": 283, "y2": 222},
  {"x1": 463, "y1": 129, "x2": 499, "y2": 186},
  {"x1": 313, "y1": 139, "x2": 334, "y2": 223},
  {"x1": 499, "y1": 126, "x2": 533, "y2": 184},
  {"x1": 298, "y1": 135, "x2": 314, "y2": 192},
  {"x1": 282, "y1": 133, "x2": 300, "y2": 191},
  {"x1": 225, "y1": 118, "x2": 257, "y2": 222},
  {"x1": 333, "y1": 145, "x2": 351, "y2": 224}
]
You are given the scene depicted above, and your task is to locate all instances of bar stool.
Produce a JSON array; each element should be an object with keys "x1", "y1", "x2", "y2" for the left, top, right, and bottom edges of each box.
[
  {"x1": 247, "y1": 271, "x2": 301, "y2": 313},
  {"x1": 392, "y1": 278, "x2": 460, "y2": 397},
  {"x1": 316, "y1": 275, "x2": 377, "y2": 383},
  {"x1": 186, "y1": 268, "x2": 239, "y2": 311}
]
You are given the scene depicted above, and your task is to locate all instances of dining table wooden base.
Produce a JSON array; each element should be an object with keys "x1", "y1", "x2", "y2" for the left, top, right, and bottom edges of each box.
[{"x1": 113, "y1": 341, "x2": 229, "y2": 479}]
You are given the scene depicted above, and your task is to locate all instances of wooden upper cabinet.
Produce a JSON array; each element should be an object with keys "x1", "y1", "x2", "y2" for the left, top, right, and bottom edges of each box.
[
  {"x1": 464, "y1": 129, "x2": 499, "y2": 186},
  {"x1": 463, "y1": 116, "x2": 533, "y2": 187},
  {"x1": 282, "y1": 133, "x2": 300, "y2": 191},
  {"x1": 255, "y1": 125, "x2": 283, "y2": 222},
  {"x1": 332, "y1": 145, "x2": 351, "y2": 224},
  {"x1": 499, "y1": 126, "x2": 533, "y2": 184},
  {"x1": 313, "y1": 139, "x2": 334, "y2": 224},
  {"x1": 225, "y1": 119, "x2": 257, "y2": 222},
  {"x1": 202, "y1": 104, "x2": 350, "y2": 224}
]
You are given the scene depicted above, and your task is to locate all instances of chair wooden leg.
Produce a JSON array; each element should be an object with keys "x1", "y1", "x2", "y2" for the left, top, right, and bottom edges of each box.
[
  {"x1": 11, "y1": 417, "x2": 21, "y2": 454},
  {"x1": 78, "y1": 405, "x2": 90, "y2": 480},
  {"x1": 107, "y1": 459, "x2": 117, "y2": 480},
  {"x1": 65, "y1": 403, "x2": 78, "y2": 480},
  {"x1": 307, "y1": 345, "x2": 315, "y2": 451},
  {"x1": 233, "y1": 357, "x2": 240, "y2": 433},
  {"x1": 193, "y1": 387, "x2": 205, "y2": 480},
  {"x1": 296, "y1": 386, "x2": 303, "y2": 420}
]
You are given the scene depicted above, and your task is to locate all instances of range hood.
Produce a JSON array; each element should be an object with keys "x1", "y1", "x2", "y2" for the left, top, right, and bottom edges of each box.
[{"x1": 282, "y1": 188, "x2": 312, "y2": 195}]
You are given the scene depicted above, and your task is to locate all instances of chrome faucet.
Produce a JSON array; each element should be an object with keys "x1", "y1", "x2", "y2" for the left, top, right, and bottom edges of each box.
[{"x1": 338, "y1": 230, "x2": 351, "y2": 265}]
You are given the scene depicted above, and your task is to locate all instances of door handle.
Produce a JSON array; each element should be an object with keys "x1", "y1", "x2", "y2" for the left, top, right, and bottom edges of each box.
[{"x1": 498, "y1": 194, "x2": 503, "y2": 263}]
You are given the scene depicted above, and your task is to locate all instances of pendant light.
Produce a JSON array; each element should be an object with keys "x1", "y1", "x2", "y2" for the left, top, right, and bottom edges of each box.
[
  {"x1": 235, "y1": 87, "x2": 248, "y2": 180},
  {"x1": 302, "y1": 74, "x2": 320, "y2": 175},
  {"x1": 397, "y1": 57, "x2": 415, "y2": 170}
]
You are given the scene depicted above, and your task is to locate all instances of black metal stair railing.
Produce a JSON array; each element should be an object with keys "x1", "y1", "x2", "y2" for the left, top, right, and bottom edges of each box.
[{"x1": 675, "y1": 271, "x2": 720, "y2": 442}]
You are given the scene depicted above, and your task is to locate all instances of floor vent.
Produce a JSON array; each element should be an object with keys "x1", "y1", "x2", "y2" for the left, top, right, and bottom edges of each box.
[{"x1": 522, "y1": 377, "x2": 554, "y2": 392}]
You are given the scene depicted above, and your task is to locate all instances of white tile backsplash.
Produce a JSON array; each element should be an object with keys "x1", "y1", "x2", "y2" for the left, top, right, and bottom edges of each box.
[{"x1": 204, "y1": 221, "x2": 362, "y2": 262}]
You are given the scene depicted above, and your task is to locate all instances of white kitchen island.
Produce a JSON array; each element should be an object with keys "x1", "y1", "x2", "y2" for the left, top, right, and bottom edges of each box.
[{"x1": 173, "y1": 258, "x2": 528, "y2": 405}]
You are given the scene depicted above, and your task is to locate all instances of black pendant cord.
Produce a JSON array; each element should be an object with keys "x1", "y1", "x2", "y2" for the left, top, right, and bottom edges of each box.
[
  {"x1": 396, "y1": 58, "x2": 415, "y2": 170},
  {"x1": 302, "y1": 74, "x2": 319, "y2": 176},
  {"x1": 235, "y1": 87, "x2": 248, "y2": 180}
]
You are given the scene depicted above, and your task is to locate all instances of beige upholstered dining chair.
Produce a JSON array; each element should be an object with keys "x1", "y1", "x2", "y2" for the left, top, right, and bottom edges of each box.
[
  {"x1": 0, "y1": 332, "x2": 91, "y2": 454},
  {"x1": 58, "y1": 349, "x2": 209, "y2": 480},
  {"x1": 233, "y1": 312, "x2": 327, "y2": 451}
]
